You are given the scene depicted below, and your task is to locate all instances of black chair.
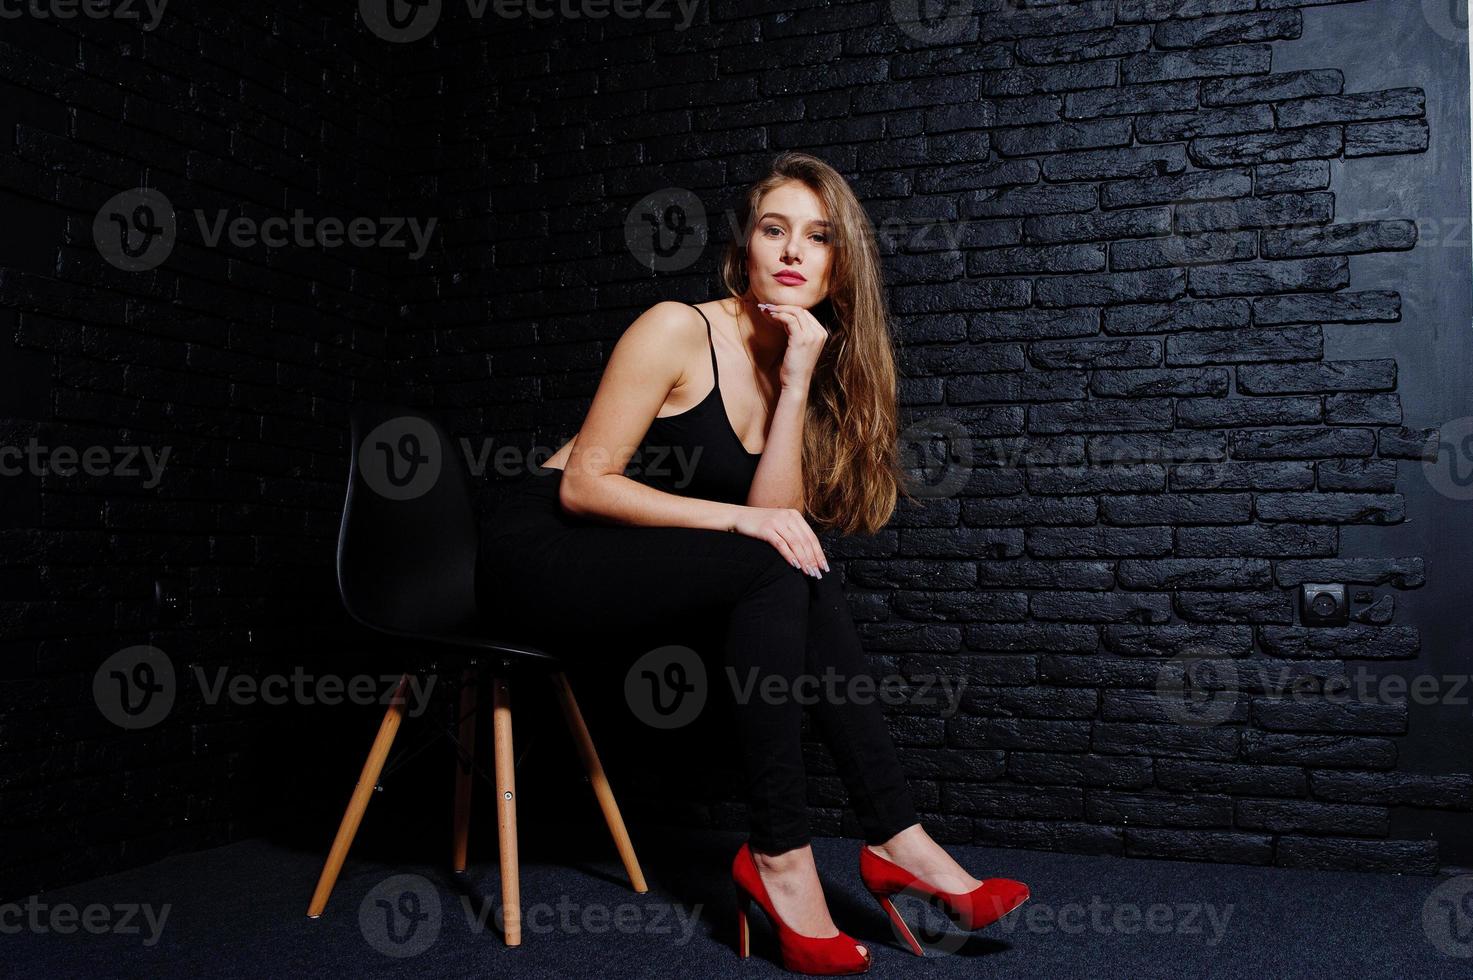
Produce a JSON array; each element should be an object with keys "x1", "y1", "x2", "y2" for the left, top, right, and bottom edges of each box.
[{"x1": 306, "y1": 403, "x2": 648, "y2": 945}]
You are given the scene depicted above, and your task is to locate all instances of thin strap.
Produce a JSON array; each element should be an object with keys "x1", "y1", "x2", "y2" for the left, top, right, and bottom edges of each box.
[{"x1": 685, "y1": 302, "x2": 719, "y2": 385}]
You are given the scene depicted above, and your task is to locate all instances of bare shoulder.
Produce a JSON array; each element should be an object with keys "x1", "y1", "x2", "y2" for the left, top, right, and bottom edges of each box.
[
  {"x1": 612, "y1": 300, "x2": 706, "y2": 374},
  {"x1": 623, "y1": 300, "x2": 706, "y2": 341}
]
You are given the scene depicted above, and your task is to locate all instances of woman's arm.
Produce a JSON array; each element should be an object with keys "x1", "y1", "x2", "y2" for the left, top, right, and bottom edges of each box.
[
  {"x1": 744, "y1": 385, "x2": 807, "y2": 512},
  {"x1": 742, "y1": 302, "x2": 829, "y2": 517},
  {"x1": 559, "y1": 301, "x2": 830, "y2": 575},
  {"x1": 558, "y1": 302, "x2": 744, "y2": 532}
]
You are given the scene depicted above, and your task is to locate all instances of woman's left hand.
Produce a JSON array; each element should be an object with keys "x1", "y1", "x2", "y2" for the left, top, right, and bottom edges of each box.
[{"x1": 759, "y1": 303, "x2": 829, "y2": 392}]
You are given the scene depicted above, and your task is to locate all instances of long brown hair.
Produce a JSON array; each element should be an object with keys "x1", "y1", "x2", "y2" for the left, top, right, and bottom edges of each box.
[{"x1": 719, "y1": 151, "x2": 914, "y2": 536}]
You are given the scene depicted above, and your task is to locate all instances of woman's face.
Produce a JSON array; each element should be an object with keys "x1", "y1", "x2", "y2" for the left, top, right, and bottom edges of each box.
[{"x1": 744, "y1": 180, "x2": 832, "y2": 311}]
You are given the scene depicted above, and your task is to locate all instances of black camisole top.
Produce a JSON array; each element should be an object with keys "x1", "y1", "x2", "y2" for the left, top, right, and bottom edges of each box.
[{"x1": 621, "y1": 303, "x2": 762, "y2": 506}]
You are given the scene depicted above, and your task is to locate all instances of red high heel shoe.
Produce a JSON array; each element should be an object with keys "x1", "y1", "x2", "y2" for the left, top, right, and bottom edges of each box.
[
  {"x1": 859, "y1": 843, "x2": 1029, "y2": 956},
  {"x1": 731, "y1": 842, "x2": 872, "y2": 975}
]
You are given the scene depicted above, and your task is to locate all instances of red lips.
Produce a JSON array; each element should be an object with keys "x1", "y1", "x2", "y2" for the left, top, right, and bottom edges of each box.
[{"x1": 773, "y1": 271, "x2": 806, "y2": 285}]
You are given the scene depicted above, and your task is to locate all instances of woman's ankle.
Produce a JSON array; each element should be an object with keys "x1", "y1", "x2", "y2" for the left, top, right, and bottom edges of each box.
[
  {"x1": 869, "y1": 822, "x2": 925, "y2": 859},
  {"x1": 752, "y1": 850, "x2": 813, "y2": 876},
  {"x1": 752, "y1": 840, "x2": 812, "y2": 863}
]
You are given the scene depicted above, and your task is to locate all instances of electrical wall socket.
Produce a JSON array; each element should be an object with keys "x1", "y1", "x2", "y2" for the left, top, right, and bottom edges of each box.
[
  {"x1": 153, "y1": 576, "x2": 186, "y2": 626},
  {"x1": 1300, "y1": 583, "x2": 1348, "y2": 626}
]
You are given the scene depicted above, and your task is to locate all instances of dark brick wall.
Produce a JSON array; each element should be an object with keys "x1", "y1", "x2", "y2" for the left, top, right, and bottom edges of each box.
[
  {"x1": 3, "y1": 0, "x2": 1470, "y2": 896},
  {"x1": 397, "y1": 0, "x2": 1473, "y2": 876},
  {"x1": 0, "y1": 3, "x2": 404, "y2": 894}
]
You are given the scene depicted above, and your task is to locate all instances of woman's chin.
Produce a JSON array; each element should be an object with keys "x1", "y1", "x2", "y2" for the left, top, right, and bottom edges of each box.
[{"x1": 749, "y1": 285, "x2": 825, "y2": 310}]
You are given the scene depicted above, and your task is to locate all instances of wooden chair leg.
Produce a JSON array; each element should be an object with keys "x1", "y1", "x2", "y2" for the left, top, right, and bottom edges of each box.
[
  {"x1": 549, "y1": 670, "x2": 649, "y2": 894},
  {"x1": 452, "y1": 668, "x2": 477, "y2": 874},
  {"x1": 493, "y1": 675, "x2": 521, "y2": 946},
  {"x1": 308, "y1": 674, "x2": 411, "y2": 918}
]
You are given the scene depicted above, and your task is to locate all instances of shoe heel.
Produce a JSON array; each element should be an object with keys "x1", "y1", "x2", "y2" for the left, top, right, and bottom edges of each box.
[
  {"x1": 735, "y1": 889, "x2": 751, "y2": 959},
  {"x1": 873, "y1": 891, "x2": 925, "y2": 957}
]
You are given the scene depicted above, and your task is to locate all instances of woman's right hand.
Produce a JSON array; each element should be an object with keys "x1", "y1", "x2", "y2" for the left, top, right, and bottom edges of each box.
[{"x1": 732, "y1": 506, "x2": 829, "y2": 578}]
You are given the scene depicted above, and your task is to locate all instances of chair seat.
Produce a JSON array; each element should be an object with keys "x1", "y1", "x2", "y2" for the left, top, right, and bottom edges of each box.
[{"x1": 366, "y1": 622, "x2": 563, "y2": 667}]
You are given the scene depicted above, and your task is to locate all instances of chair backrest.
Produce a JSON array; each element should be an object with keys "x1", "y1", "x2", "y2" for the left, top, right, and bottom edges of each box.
[{"x1": 336, "y1": 403, "x2": 481, "y2": 636}]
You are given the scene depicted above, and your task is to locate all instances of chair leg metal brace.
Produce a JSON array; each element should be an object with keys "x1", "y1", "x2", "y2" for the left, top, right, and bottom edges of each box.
[{"x1": 307, "y1": 673, "x2": 412, "y2": 918}]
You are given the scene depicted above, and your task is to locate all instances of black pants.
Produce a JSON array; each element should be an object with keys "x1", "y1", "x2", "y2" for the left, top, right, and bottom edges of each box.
[{"x1": 476, "y1": 468, "x2": 919, "y2": 854}]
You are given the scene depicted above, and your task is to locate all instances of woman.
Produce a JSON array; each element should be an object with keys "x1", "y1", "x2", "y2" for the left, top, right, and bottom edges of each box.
[{"x1": 478, "y1": 151, "x2": 1028, "y2": 973}]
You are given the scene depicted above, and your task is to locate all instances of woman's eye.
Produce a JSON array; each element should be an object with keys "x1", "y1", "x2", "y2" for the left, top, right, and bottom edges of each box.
[
  {"x1": 810, "y1": 233, "x2": 828, "y2": 244},
  {"x1": 762, "y1": 225, "x2": 783, "y2": 237}
]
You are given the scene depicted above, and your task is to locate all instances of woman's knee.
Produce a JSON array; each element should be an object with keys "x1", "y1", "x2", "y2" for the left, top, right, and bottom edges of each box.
[
  {"x1": 736, "y1": 539, "x2": 811, "y2": 610},
  {"x1": 744, "y1": 536, "x2": 806, "y2": 579}
]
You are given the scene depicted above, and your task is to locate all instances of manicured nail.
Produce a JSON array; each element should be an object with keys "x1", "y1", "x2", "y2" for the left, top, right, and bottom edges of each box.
[{"x1": 820, "y1": 561, "x2": 830, "y2": 573}]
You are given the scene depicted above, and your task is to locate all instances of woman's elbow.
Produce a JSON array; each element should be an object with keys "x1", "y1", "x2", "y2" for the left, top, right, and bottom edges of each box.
[
  {"x1": 558, "y1": 472, "x2": 586, "y2": 517},
  {"x1": 559, "y1": 469, "x2": 614, "y2": 519}
]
